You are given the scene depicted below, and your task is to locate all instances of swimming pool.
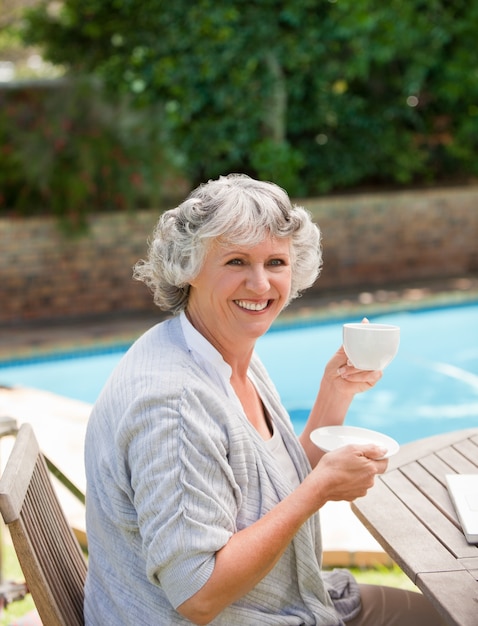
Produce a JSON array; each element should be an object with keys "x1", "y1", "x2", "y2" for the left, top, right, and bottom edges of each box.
[{"x1": 1, "y1": 303, "x2": 477, "y2": 444}]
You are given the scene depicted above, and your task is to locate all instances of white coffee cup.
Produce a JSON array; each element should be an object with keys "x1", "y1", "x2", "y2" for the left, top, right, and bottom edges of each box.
[{"x1": 343, "y1": 323, "x2": 400, "y2": 370}]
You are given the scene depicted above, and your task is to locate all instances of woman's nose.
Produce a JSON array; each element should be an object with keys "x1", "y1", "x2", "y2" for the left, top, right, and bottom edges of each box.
[{"x1": 247, "y1": 265, "x2": 270, "y2": 293}]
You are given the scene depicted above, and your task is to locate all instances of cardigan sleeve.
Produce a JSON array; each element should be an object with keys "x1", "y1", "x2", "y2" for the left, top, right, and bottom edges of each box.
[{"x1": 118, "y1": 375, "x2": 247, "y2": 609}]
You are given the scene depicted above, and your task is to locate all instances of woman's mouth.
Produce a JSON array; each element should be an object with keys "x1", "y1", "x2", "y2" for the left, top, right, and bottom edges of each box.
[{"x1": 234, "y1": 300, "x2": 270, "y2": 312}]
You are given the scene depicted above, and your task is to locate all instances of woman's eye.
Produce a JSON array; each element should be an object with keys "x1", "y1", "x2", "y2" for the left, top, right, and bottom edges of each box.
[
  {"x1": 227, "y1": 258, "x2": 243, "y2": 266},
  {"x1": 269, "y1": 258, "x2": 285, "y2": 266}
]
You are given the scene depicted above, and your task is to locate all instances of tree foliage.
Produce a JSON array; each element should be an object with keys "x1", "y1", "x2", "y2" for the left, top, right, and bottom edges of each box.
[{"x1": 19, "y1": 0, "x2": 478, "y2": 195}]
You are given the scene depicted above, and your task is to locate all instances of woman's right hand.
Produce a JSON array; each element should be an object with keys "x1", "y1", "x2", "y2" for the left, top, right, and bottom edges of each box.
[{"x1": 303, "y1": 444, "x2": 388, "y2": 507}]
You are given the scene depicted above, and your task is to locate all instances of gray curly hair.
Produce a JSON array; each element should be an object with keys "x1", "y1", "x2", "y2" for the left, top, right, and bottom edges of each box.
[{"x1": 133, "y1": 174, "x2": 322, "y2": 314}]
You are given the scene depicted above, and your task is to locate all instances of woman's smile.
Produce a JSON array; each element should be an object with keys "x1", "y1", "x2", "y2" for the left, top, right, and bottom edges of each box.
[{"x1": 233, "y1": 299, "x2": 271, "y2": 312}]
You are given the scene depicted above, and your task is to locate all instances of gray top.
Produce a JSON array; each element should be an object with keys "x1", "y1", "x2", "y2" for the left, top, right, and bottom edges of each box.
[{"x1": 84, "y1": 315, "x2": 356, "y2": 624}]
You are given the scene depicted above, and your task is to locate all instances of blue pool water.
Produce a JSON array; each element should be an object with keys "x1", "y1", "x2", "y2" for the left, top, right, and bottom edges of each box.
[{"x1": 1, "y1": 303, "x2": 477, "y2": 444}]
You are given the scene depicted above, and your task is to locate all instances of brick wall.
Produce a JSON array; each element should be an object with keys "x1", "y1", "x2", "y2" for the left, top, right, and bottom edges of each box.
[
  {"x1": 303, "y1": 186, "x2": 478, "y2": 289},
  {"x1": 1, "y1": 186, "x2": 477, "y2": 325}
]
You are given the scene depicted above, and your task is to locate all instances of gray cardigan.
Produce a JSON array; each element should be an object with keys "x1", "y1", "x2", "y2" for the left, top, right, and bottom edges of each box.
[{"x1": 84, "y1": 315, "x2": 356, "y2": 624}]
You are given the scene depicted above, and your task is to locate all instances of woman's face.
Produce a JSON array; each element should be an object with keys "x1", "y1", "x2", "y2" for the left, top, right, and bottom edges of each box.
[{"x1": 187, "y1": 235, "x2": 292, "y2": 354}]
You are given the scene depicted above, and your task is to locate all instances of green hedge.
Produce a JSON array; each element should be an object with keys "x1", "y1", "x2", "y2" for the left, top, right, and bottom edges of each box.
[
  {"x1": 3, "y1": 0, "x2": 478, "y2": 223},
  {"x1": 0, "y1": 79, "x2": 181, "y2": 229}
]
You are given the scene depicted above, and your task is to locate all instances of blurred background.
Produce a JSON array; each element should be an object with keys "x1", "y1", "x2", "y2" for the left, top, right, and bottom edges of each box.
[
  {"x1": 2, "y1": 1, "x2": 478, "y2": 212},
  {"x1": 1, "y1": 0, "x2": 478, "y2": 325}
]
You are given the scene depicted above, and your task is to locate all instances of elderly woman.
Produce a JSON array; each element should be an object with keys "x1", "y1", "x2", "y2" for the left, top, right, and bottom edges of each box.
[{"x1": 84, "y1": 174, "x2": 445, "y2": 625}]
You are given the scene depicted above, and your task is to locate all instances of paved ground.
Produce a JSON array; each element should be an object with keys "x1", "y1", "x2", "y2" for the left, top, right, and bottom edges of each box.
[{"x1": 1, "y1": 275, "x2": 477, "y2": 568}]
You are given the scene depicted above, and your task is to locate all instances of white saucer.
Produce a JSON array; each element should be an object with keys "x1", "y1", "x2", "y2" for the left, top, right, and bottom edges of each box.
[{"x1": 310, "y1": 425, "x2": 400, "y2": 459}]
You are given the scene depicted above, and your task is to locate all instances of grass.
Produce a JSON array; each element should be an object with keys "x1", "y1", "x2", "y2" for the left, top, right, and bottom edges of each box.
[
  {"x1": 0, "y1": 542, "x2": 418, "y2": 624},
  {"x1": 349, "y1": 564, "x2": 418, "y2": 591},
  {"x1": 0, "y1": 540, "x2": 35, "y2": 626}
]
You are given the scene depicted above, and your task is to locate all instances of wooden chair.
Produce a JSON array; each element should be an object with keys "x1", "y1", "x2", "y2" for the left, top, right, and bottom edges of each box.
[{"x1": 0, "y1": 423, "x2": 87, "y2": 626}]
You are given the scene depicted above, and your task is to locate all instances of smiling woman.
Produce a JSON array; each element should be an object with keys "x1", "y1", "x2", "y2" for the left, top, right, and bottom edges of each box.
[{"x1": 74, "y1": 174, "x2": 449, "y2": 625}]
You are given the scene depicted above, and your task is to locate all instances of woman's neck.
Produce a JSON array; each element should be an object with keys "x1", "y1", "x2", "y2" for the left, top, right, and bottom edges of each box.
[{"x1": 230, "y1": 374, "x2": 272, "y2": 440}]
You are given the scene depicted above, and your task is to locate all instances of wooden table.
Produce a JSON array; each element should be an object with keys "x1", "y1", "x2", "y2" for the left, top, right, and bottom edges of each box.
[{"x1": 351, "y1": 428, "x2": 478, "y2": 626}]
